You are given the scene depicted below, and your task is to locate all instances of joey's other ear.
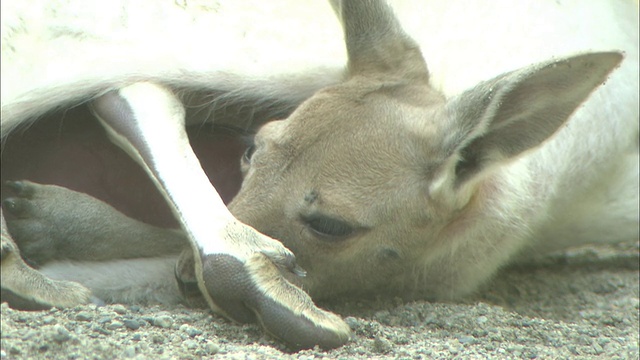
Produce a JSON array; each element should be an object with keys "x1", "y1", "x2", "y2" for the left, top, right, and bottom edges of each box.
[
  {"x1": 443, "y1": 52, "x2": 623, "y2": 186},
  {"x1": 332, "y1": 0, "x2": 428, "y2": 81}
]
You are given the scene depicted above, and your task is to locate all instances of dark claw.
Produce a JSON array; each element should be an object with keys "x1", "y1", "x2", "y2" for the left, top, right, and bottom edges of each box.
[
  {"x1": 291, "y1": 264, "x2": 307, "y2": 278},
  {"x1": 5, "y1": 181, "x2": 32, "y2": 198},
  {"x1": 2, "y1": 198, "x2": 27, "y2": 218},
  {"x1": 261, "y1": 249, "x2": 306, "y2": 277}
]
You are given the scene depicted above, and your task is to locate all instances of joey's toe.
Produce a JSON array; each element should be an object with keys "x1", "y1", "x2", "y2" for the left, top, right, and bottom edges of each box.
[
  {"x1": 5, "y1": 180, "x2": 35, "y2": 198},
  {"x1": 2, "y1": 197, "x2": 32, "y2": 219},
  {"x1": 3, "y1": 180, "x2": 48, "y2": 219}
]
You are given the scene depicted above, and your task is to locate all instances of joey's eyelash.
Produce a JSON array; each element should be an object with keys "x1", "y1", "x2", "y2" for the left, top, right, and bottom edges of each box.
[{"x1": 302, "y1": 214, "x2": 355, "y2": 240}]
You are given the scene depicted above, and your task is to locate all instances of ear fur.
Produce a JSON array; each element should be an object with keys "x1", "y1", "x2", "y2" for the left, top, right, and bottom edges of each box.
[
  {"x1": 332, "y1": 0, "x2": 429, "y2": 82},
  {"x1": 443, "y1": 52, "x2": 623, "y2": 185}
]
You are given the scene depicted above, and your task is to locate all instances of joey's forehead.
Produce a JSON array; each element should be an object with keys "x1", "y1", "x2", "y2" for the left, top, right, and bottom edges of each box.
[
  {"x1": 289, "y1": 138, "x2": 423, "y2": 197},
  {"x1": 296, "y1": 167, "x2": 424, "y2": 226},
  {"x1": 283, "y1": 88, "x2": 397, "y2": 132}
]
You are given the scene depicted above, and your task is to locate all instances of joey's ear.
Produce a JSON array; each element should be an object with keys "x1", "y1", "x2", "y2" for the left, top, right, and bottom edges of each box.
[
  {"x1": 443, "y1": 52, "x2": 623, "y2": 186},
  {"x1": 332, "y1": 0, "x2": 428, "y2": 82}
]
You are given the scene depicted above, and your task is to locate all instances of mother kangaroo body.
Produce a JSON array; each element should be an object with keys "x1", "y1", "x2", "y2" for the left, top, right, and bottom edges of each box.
[{"x1": 1, "y1": 0, "x2": 638, "y2": 350}]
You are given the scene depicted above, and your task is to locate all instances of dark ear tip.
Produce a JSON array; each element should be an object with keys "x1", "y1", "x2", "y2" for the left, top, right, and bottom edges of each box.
[
  {"x1": 573, "y1": 51, "x2": 624, "y2": 73},
  {"x1": 597, "y1": 51, "x2": 623, "y2": 64}
]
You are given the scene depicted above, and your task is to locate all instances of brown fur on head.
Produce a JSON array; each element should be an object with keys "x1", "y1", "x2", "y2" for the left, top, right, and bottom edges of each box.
[
  {"x1": 229, "y1": 0, "x2": 624, "y2": 300},
  {"x1": 229, "y1": 76, "x2": 450, "y2": 298},
  {"x1": 228, "y1": 2, "x2": 450, "y2": 298}
]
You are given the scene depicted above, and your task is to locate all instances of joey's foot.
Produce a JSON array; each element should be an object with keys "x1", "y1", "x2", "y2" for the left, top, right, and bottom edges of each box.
[
  {"x1": 2, "y1": 180, "x2": 110, "y2": 264},
  {"x1": 2, "y1": 180, "x2": 186, "y2": 264},
  {"x1": 1, "y1": 215, "x2": 92, "y2": 309},
  {"x1": 189, "y1": 222, "x2": 352, "y2": 350}
]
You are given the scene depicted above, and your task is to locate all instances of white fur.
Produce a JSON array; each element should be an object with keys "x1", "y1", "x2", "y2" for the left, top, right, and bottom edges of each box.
[
  {"x1": 40, "y1": 257, "x2": 182, "y2": 305},
  {"x1": 1, "y1": 0, "x2": 346, "y2": 135}
]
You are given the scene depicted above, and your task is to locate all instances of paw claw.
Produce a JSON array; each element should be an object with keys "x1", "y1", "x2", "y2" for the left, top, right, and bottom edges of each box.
[
  {"x1": 261, "y1": 248, "x2": 305, "y2": 277},
  {"x1": 5, "y1": 180, "x2": 33, "y2": 198},
  {"x1": 2, "y1": 198, "x2": 28, "y2": 218},
  {"x1": 291, "y1": 264, "x2": 307, "y2": 277}
]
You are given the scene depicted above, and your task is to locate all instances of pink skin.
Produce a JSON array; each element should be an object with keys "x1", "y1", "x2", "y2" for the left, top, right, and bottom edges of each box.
[{"x1": 1, "y1": 106, "x2": 248, "y2": 227}]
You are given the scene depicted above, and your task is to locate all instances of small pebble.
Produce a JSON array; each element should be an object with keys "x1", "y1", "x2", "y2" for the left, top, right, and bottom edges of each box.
[
  {"x1": 179, "y1": 324, "x2": 202, "y2": 337},
  {"x1": 8, "y1": 345, "x2": 22, "y2": 355},
  {"x1": 106, "y1": 321, "x2": 124, "y2": 330},
  {"x1": 153, "y1": 315, "x2": 173, "y2": 329},
  {"x1": 124, "y1": 319, "x2": 141, "y2": 330},
  {"x1": 204, "y1": 341, "x2": 220, "y2": 355},
  {"x1": 92, "y1": 325, "x2": 111, "y2": 336},
  {"x1": 373, "y1": 336, "x2": 393, "y2": 354},
  {"x1": 112, "y1": 305, "x2": 128, "y2": 314},
  {"x1": 151, "y1": 334, "x2": 165, "y2": 344},
  {"x1": 123, "y1": 345, "x2": 136, "y2": 358},
  {"x1": 97, "y1": 316, "x2": 112, "y2": 324},
  {"x1": 75, "y1": 312, "x2": 93, "y2": 322},
  {"x1": 459, "y1": 336, "x2": 476, "y2": 344},
  {"x1": 51, "y1": 325, "x2": 71, "y2": 343},
  {"x1": 183, "y1": 340, "x2": 198, "y2": 349}
]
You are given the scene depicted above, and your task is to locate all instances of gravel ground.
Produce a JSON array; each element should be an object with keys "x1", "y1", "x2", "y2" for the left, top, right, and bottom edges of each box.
[{"x1": 1, "y1": 242, "x2": 638, "y2": 360}]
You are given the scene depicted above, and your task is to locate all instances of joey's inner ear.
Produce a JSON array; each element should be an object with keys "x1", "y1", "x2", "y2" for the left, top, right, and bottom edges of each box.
[
  {"x1": 444, "y1": 52, "x2": 623, "y2": 186},
  {"x1": 334, "y1": 0, "x2": 429, "y2": 82}
]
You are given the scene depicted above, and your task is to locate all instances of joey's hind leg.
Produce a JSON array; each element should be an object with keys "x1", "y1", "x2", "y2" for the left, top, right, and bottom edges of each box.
[
  {"x1": 1, "y1": 208, "x2": 92, "y2": 309},
  {"x1": 2, "y1": 180, "x2": 187, "y2": 265}
]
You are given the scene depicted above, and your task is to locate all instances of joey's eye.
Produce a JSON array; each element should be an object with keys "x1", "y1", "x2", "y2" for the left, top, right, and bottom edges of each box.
[
  {"x1": 304, "y1": 215, "x2": 355, "y2": 239},
  {"x1": 242, "y1": 144, "x2": 256, "y2": 164}
]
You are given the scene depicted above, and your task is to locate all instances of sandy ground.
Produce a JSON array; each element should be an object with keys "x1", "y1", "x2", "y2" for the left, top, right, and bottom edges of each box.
[{"x1": 1, "y1": 242, "x2": 638, "y2": 360}]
